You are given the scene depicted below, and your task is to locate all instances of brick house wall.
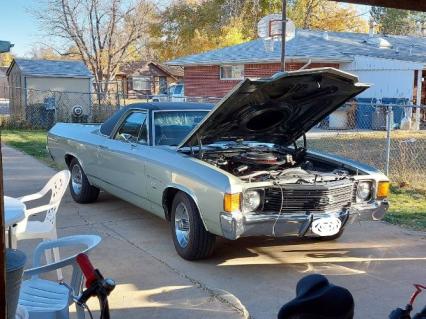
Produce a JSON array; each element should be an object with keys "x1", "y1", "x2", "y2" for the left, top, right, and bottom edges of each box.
[{"x1": 184, "y1": 62, "x2": 339, "y2": 98}]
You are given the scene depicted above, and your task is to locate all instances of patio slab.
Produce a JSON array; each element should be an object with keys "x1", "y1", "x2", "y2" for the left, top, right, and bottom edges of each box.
[
  {"x1": 3, "y1": 144, "x2": 426, "y2": 319},
  {"x1": 2, "y1": 145, "x2": 244, "y2": 319}
]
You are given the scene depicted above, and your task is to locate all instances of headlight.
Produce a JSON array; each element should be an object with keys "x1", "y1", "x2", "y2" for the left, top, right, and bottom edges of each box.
[
  {"x1": 242, "y1": 190, "x2": 261, "y2": 212},
  {"x1": 356, "y1": 181, "x2": 372, "y2": 202}
]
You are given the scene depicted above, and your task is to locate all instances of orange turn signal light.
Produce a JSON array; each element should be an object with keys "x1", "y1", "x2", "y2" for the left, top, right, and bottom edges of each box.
[
  {"x1": 224, "y1": 193, "x2": 241, "y2": 212},
  {"x1": 377, "y1": 181, "x2": 390, "y2": 199}
]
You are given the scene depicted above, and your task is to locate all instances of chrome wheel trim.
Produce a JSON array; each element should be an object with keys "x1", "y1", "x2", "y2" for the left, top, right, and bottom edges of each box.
[
  {"x1": 71, "y1": 164, "x2": 83, "y2": 195},
  {"x1": 174, "y1": 202, "x2": 190, "y2": 248}
]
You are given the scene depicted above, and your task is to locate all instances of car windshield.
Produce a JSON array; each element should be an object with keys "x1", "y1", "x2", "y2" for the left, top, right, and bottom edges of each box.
[{"x1": 154, "y1": 110, "x2": 209, "y2": 146}]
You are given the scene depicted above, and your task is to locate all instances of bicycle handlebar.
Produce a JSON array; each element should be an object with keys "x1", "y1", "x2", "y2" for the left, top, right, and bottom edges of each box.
[
  {"x1": 75, "y1": 253, "x2": 115, "y2": 319},
  {"x1": 77, "y1": 253, "x2": 97, "y2": 288}
]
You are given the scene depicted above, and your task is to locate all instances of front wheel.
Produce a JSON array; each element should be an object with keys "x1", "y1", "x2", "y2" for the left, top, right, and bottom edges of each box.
[
  {"x1": 69, "y1": 158, "x2": 100, "y2": 204},
  {"x1": 170, "y1": 192, "x2": 216, "y2": 260}
]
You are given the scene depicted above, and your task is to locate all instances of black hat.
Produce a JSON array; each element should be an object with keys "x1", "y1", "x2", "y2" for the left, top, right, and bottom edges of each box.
[{"x1": 277, "y1": 274, "x2": 354, "y2": 319}]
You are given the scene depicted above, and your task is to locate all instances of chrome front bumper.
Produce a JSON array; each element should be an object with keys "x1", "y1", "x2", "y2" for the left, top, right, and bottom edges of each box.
[{"x1": 219, "y1": 201, "x2": 389, "y2": 240}]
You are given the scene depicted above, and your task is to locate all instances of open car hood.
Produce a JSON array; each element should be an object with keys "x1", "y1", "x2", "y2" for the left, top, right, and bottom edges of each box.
[{"x1": 178, "y1": 68, "x2": 369, "y2": 149}]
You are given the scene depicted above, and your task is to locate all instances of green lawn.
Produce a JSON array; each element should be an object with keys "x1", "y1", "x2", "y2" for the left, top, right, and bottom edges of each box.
[
  {"x1": 1, "y1": 129, "x2": 425, "y2": 231},
  {"x1": 385, "y1": 187, "x2": 426, "y2": 230},
  {"x1": 1, "y1": 129, "x2": 56, "y2": 167}
]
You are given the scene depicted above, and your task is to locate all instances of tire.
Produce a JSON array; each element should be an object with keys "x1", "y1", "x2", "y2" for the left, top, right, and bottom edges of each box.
[
  {"x1": 69, "y1": 158, "x2": 100, "y2": 204},
  {"x1": 170, "y1": 192, "x2": 216, "y2": 260}
]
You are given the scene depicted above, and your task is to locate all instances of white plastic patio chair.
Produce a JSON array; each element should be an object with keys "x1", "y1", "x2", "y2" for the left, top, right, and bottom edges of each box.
[
  {"x1": 12, "y1": 170, "x2": 71, "y2": 280},
  {"x1": 18, "y1": 235, "x2": 102, "y2": 319}
]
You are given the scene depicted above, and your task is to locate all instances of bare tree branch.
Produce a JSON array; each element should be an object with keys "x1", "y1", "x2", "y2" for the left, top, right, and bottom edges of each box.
[{"x1": 34, "y1": 0, "x2": 156, "y2": 94}]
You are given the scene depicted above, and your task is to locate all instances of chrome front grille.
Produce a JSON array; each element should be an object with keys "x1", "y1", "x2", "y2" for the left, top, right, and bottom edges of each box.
[{"x1": 262, "y1": 180, "x2": 354, "y2": 213}]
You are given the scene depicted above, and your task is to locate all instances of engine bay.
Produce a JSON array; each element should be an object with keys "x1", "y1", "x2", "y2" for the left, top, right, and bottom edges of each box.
[{"x1": 200, "y1": 147, "x2": 352, "y2": 183}]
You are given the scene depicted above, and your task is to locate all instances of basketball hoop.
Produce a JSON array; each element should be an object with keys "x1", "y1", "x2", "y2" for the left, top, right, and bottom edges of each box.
[
  {"x1": 257, "y1": 14, "x2": 295, "y2": 42},
  {"x1": 269, "y1": 19, "x2": 283, "y2": 38}
]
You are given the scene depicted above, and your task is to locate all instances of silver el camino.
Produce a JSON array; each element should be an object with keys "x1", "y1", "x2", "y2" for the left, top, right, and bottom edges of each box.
[{"x1": 47, "y1": 68, "x2": 390, "y2": 260}]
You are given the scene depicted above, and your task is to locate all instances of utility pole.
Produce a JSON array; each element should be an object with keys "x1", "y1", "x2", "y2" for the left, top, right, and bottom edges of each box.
[{"x1": 280, "y1": 0, "x2": 287, "y2": 72}]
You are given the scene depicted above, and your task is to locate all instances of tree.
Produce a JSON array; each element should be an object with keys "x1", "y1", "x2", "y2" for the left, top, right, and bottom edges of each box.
[
  {"x1": 288, "y1": 0, "x2": 367, "y2": 32},
  {"x1": 152, "y1": 0, "x2": 368, "y2": 62},
  {"x1": 370, "y1": 6, "x2": 414, "y2": 35},
  {"x1": 150, "y1": 0, "x2": 225, "y2": 61},
  {"x1": 408, "y1": 12, "x2": 426, "y2": 36},
  {"x1": 35, "y1": 0, "x2": 157, "y2": 94},
  {"x1": 30, "y1": 46, "x2": 61, "y2": 60},
  {"x1": 0, "y1": 53, "x2": 13, "y2": 67}
]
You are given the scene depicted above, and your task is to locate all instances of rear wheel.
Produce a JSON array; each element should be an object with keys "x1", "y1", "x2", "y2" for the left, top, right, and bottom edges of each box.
[
  {"x1": 170, "y1": 192, "x2": 216, "y2": 260},
  {"x1": 69, "y1": 158, "x2": 100, "y2": 203}
]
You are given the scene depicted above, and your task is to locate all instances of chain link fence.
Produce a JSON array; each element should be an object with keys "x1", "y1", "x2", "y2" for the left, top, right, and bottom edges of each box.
[
  {"x1": 0, "y1": 84, "x2": 425, "y2": 189},
  {"x1": 0, "y1": 84, "x2": 222, "y2": 129},
  {"x1": 304, "y1": 102, "x2": 426, "y2": 190},
  {"x1": 0, "y1": 84, "x2": 123, "y2": 128}
]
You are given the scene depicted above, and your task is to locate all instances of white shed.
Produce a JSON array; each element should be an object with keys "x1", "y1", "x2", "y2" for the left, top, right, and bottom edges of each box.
[
  {"x1": 6, "y1": 59, "x2": 92, "y2": 126},
  {"x1": 341, "y1": 55, "x2": 424, "y2": 100}
]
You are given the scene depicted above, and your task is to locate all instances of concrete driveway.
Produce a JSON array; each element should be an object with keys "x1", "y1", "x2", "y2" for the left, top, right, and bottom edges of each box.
[{"x1": 3, "y1": 145, "x2": 426, "y2": 319}]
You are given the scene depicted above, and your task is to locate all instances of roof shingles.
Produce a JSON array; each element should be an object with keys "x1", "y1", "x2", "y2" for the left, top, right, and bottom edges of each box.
[
  {"x1": 12, "y1": 59, "x2": 92, "y2": 78},
  {"x1": 167, "y1": 29, "x2": 426, "y2": 66}
]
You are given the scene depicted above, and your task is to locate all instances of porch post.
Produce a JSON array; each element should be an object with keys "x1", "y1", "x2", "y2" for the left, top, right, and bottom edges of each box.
[{"x1": 415, "y1": 69, "x2": 422, "y2": 130}]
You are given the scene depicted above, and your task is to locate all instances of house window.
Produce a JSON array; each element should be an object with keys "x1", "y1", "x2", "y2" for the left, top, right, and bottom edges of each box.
[
  {"x1": 220, "y1": 65, "x2": 244, "y2": 80},
  {"x1": 157, "y1": 76, "x2": 167, "y2": 94},
  {"x1": 132, "y1": 76, "x2": 151, "y2": 91}
]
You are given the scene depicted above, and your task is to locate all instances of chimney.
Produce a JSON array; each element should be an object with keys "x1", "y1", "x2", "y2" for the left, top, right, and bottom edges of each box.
[{"x1": 369, "y1": 18, "x2": 375, "y2": 37}]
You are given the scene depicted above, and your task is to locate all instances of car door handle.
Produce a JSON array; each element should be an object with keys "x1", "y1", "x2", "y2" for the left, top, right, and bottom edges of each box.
[{"x1": 98, "y1": 145, "x2": 109, "y2": 150}]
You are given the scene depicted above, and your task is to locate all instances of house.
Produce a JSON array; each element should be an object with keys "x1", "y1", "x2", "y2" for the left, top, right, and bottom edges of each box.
[
  {"x1": 115, "y1": 61, "x2": 183, "y2": 98},
  {"x1": 0, "y1": 67, "x2": 7, "y2": 98},
  {"x1": 0, "y1": 40, "x2": 13, "y2": 53},
  {"x1": 6, "y1": 59, "x2": 92, "y2": 126},
  {"x1": 0, "y1": 40, "x2": 12, "y2": 102},
  {"x1": 167, "y1": 29, "x2": 426, "y2": 105}
]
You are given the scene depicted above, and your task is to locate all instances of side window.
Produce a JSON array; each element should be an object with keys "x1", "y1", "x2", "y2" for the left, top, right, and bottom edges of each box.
[{"x1": 115, "y1": 112, "x2": 148, "y2": 144}]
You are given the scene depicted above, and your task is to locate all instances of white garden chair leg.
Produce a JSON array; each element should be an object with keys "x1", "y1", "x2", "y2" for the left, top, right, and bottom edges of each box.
[
  {"x1": 49, "y1": 228, "x2": 63, "y2": 280},
  {"x1": 10, "y1": 227, "x2": 18, "y2": 249},
  {"x1": 52, "y1": 247, "x2": 63, "y2": 281},
  {"x1": 76, "y1": 303, "x2": 86, "y2": 319},
  {"x1": 44, "y1": 247, "x2": 53, "y2": 267}
]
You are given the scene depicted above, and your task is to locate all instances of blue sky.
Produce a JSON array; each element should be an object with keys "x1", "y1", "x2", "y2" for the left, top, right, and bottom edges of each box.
[
  {"x1": 0, "y1": 0, "x2": 44, "y2": 57},
  {"x1": 1, "y1": 1, "x2": 370, "y2": 57}
]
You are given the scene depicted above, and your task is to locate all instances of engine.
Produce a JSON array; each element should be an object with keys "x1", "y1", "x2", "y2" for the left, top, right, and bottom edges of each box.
[{"x1": 202, "y1": 148, "x2": 349, "y2": 183}]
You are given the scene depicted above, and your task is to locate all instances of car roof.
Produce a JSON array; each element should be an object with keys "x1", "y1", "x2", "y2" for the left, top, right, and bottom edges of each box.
[
  {"x1": 125, "y1": 102, "x2": 214, "y2": 111},
  {"x1": 99, "y1": 102, "x2": 214, "y2": 136}
]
